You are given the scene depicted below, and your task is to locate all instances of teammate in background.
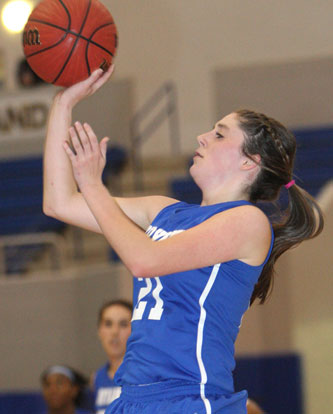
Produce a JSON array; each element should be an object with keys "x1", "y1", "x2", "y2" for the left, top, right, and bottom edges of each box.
[
  {"x1": 17, "y1": 58, "x2": 45, "y2": 88},
  {"x1": 43, "y1": 67, "x2": 323, "y2": 414},
  {"x1": 93, "y1": 300, "x2": 132, "y2": 414},
  {"x1": 40, "y1": 365, "x2": 91, "y2": 414},
  {"x1": 246, "y1": 398, "x2": 265, "y2": 414}
]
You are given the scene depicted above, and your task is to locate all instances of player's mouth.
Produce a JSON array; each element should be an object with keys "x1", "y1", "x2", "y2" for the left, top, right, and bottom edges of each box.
[{"x1": 194, "y1": 151, "x2": 203, "y2": 158}]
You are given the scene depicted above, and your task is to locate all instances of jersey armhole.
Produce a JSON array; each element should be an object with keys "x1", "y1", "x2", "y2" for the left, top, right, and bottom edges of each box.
[{"x1": 150, "y1": 201, "x2": 185, "y2": 226}]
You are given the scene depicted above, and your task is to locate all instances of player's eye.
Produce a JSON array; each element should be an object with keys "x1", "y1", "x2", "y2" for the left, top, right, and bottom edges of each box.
[{"x1": 215, "y1": 132, "x2": 224, "y2": 139}]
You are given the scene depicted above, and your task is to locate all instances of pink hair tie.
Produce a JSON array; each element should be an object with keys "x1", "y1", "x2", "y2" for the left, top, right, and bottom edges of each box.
[{"x1": 284, "y1": 179, "x2": 295, "y2": 189}]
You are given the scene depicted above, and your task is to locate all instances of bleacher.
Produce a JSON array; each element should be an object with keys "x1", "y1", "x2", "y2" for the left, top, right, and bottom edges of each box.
[
  {"x1": 0, "y1": 146, "x2": 127, "y2": 274},
  {"x1": 293, "y1": 126, "x2": 333, "y2": 196},
  {"x1": 0, "y1": 156, "x2": 64, "y2": 235},
  {"x1": 0, "y1": 156, "x2": 65, "y2": 274}
]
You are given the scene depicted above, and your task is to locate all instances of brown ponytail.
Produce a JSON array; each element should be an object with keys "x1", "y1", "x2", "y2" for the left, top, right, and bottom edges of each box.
[{"x1": 235, "y1": 109, "x2": 324, "y2": 305}]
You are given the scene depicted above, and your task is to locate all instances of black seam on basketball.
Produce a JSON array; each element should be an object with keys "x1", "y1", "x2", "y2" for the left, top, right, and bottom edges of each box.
[
  {"x1": 85, "y1": 22, "x2": 116, "y2": 74},
  {"x1": 25, "y1": 32, "x2": 69, "y2": 58},
  {"x1": 89, "y1": 22, "x2": 116, "y2": 55},
  {"x1": 85, "y1": 45, "x2": 91, "y2": 76},
  {"x1": 52, "y1": 0, "x2": 92, "y2": 84},
  {"x1": 29, "y1": 18, "x2": 69, "y2": 33},
  {"x1": 26, "y1": 1, "x2": 71, "y2": 60},
  {"x1": 26, "y1": 24, "x2": 115, "y2": 59},
  {"x1": 29, "y1": 17, "x2": 114, "y2": 47},
  {"x1": 57, "y1": 0, "x2": 72, "y2": 30},
  {"x1": 86, "y1": 41, "x2": 114, "y2": 58},
  {"x1": 29, "y1": 17, "x2": 114, "y2": 35},
  {"x1": 28, "y1": 17, "x2": 115, "y2": 56}
]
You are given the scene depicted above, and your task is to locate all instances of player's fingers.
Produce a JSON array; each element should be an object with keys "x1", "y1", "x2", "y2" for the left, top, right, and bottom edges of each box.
[
  {"x1": 103, "y1": 63, "x2": 115, "y2": 78},
  {"x1": 63, "y1": 141, "x2": 76, "y2": 161},
  {"x1": 91, "y1": 64, "x2": 115, "y2": 92},
  {"x1": 72, "y1": 68, "x2": 104, "y2": 97},
  {"x1": 71, "y1": 69, "x2": 103, "y2": 97},
  {"x1": 82, "y1": 122, "x2": 99, "y2": 152},
  {"x1": 74, "y1": 122, "x2": 92, "y2": 153},
  {"x1": 87, "y1": 68, "x2": 104, "y2": 86},
  {"x1": 100, "y1": 137, "x2": 110, "y2": 160},
  {"x1": 69, "y1": 126, "x2": 85, "y2": 155}
]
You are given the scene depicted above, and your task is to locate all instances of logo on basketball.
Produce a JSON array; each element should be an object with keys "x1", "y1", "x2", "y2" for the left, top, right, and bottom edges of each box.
[{"x1": 23, "y1": 28, "x2": 41, "y2": 46}]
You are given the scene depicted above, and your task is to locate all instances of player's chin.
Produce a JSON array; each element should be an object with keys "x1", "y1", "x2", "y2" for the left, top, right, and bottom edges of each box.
[
  {"x1": 108, "y1": 347, "x2": 125, "y2": 358},
  {"x1": 189, "y1": 162, "x2": 199, "y2": 178},
  {"x1": 107, "y1": 344, "x2": 121, "y2": 354},
  {"x1": 189, "y1": 162, "x2": 196, "y2": 173}
]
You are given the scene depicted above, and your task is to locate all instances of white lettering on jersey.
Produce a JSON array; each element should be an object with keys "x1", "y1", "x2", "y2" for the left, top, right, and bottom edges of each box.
[
  {"x1": 96, "y1": 386, "x2": 121, "y2": 407},
  {"x1": 132, "y1": 226, "x2": 185, "y2": 321},
  {"x1": 146, "y1": 225, "x2": 184, "y2": 240},
  {"x1": 132, "y1": 278, "x2": 152, "y2": 321},
  {"x1": 132, "y1": 277, "x2": 165, "y2": 321}
]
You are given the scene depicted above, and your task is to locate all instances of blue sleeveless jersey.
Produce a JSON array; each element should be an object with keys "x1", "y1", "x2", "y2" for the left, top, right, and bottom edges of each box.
[
  {"x1": 94, "y1": 363, "x2": 121, "y2": 414},
  {"x1": 114, "y1": 200, "x2": 273, "y2": 397}
]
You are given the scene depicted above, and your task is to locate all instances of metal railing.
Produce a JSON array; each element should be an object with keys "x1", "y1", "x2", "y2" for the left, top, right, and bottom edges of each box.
[
  {"x1": 0, "y1": 232, "x2": 66, "y2": 276},
  {"x1": 130, "y1": 81, "x2": 181, "y2": 190}
]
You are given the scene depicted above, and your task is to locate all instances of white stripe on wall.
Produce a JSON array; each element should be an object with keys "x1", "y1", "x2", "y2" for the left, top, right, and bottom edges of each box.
[{"x1": 196, "y1": 263, "x2": 221, "y2": 414}]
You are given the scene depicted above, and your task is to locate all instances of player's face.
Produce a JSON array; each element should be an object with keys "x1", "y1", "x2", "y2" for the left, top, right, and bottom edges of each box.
[
  {"x1": 98, "y1": 305, "x2": 132, "y2": 360},
  {"x1": 42, "y1": 374, "x2": 78, "y2": 410},
  {"x1": 190, "y1": 113, "x2": 248, "y2": 187}
]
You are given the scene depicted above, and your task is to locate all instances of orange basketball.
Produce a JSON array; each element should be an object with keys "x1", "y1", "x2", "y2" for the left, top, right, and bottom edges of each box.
[{"x1": 23, "y1": 0, "x2": 117, "y2": 87}]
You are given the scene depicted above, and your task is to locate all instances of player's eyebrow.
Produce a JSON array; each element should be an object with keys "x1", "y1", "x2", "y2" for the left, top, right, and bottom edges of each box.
[{"x1": 216, "y1": 123, "x2": 229, "y2": 130}]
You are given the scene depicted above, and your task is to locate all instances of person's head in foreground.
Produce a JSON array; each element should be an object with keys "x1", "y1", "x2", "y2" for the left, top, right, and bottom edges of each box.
[{"x1": 41, "y1": 365, "x2": 88, "y2": 414}]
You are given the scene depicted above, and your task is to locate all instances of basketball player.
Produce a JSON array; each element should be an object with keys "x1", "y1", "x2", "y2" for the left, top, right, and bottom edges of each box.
[
  {"x1": 40, "y1": 365, "x2": 90, "y2": 414},
  {"x1": 93, "y1": 300, "x2": 132, "y2": 414},
  {"x1": 246, "y1": 398, "x2": 265, "y2": 414},
  {"x1": 43, "y1": 67, "x2": 323, "y2": 413}
]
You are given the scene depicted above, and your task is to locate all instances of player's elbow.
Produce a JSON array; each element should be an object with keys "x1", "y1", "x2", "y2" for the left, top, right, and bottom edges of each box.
[
  {"x1": 43, "y1": 201, "x2": 56, "y2": 218},
  {"x1": 129, "y1": 256, "x2": 159, "y2": 279},
  {"x1": 43, "y1": 199, "x2": 63, "y2": 220},
  {"x1": 129, "y1": 263, "x2": 152, "y2": 278}
]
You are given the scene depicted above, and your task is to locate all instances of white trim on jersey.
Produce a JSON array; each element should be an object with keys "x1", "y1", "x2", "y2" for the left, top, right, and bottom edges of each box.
[{"x1": 196, "y1": 263, "x2": 221, "y2": 414}]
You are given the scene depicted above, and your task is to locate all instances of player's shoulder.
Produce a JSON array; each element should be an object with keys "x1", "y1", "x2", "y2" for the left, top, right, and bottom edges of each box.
[
  {"x1": 214, "y1": 203, "x2": 272, "y2": 240},
  {"x1": 94, "y1": 363, "x2": 108, "y2": 380},
  {"x1": 217, "y1": 204, "x2": 272, "y2": 265},
  {"x1": 221, "y1": 202, "x2": 269, "y2": 221}
]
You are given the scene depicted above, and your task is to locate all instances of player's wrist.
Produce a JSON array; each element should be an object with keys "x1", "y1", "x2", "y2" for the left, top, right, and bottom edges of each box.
[
  {"x1": 53, "y1": 90, "x2": 75, "y2": 110},
  {"x1": 79, "y1": 180, "x2": 107, "y2": 197}
]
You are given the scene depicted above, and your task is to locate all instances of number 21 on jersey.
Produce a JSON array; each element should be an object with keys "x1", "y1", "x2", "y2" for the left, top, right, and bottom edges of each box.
[{"x1": 132, "y1": 277, "x2": 164, "y2": 321}]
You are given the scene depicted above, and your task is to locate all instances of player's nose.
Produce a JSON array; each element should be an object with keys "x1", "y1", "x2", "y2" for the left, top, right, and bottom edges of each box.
[{"x1": 196, "y1": 132, "x2": 207, "y2": 147}]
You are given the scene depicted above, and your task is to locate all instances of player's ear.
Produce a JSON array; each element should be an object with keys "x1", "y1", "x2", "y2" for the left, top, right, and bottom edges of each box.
[{"x1": 241, "y1": 154, "x2": 261, "y2": 170}]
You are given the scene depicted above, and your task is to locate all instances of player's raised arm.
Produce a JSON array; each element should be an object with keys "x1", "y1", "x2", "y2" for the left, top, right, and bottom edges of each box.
[
  {"x1": 43, "y1": 68, "x2": 112, "y2": 233},
  {"x1": 43, "y1": 66, "x2": 177, "y2": 232}
]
